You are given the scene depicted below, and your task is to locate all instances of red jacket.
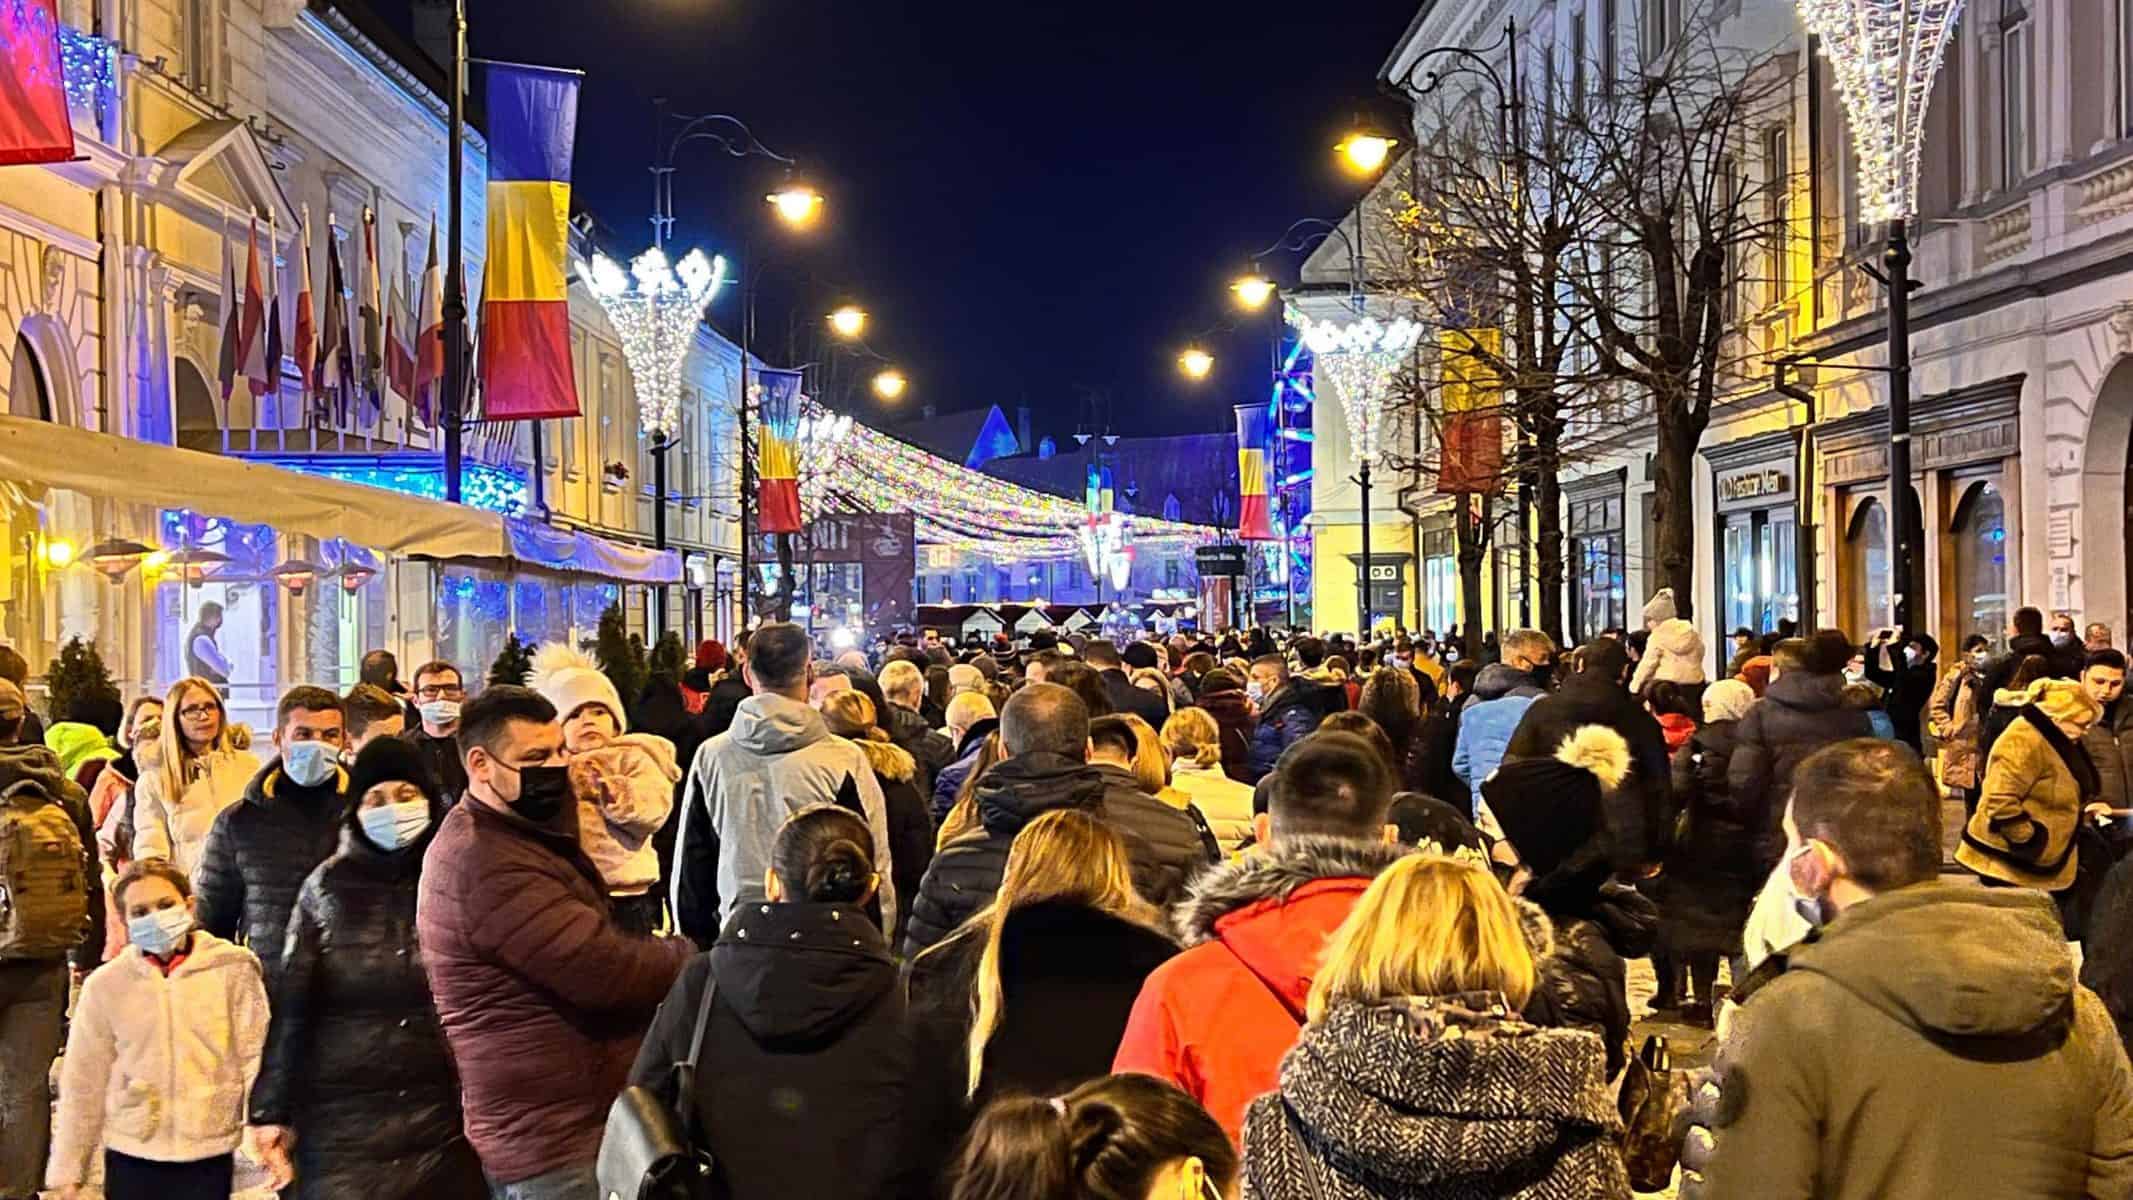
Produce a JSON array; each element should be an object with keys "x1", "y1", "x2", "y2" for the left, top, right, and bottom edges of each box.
[
  {"x1": 1112, "y1": 836, "x2": 1406, "y2": 1144},
  {"x1": 417, "y1": 795, "x2": 691, "y2": 1184}
]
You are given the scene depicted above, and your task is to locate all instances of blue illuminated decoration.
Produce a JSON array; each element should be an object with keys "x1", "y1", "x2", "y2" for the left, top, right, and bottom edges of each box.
[
  {"x1": 57, "y1": 25, "x2": 114, "y2": 121},
  {"x1": 251, "y1": 456, "x2": 527, "y2": 516}
]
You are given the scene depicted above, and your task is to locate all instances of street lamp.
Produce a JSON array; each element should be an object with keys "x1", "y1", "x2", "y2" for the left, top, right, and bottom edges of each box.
[
  {"x1": 767, "y1": 183, "x2": 825, "y2": 229},
  {"x1": 828, "y1": 306, "x2": 867, "y2": 339},
  {"x1": 1793, "y1": 0, "x2": 1965, "y2": 633},
  {"x1": 1336, "y1": 130, "x2": 1397, "y2": 176},
  {"x1": 1178, "y1": 348, "x2": 1215, "y2": 380},
  {"x1": 872, "y1": 369, "x2": 908, "y2": 401},
  {"x1": 1230, "y1": 274, "x2": 1277, "y2": 311}
]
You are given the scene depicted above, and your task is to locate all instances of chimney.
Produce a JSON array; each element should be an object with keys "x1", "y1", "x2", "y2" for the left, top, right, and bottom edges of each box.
[
  {"x1": 1016, "y1": 405, "x2": 1032, "y2": 454},
  {"x1": 411, "y1": 0, "x2": 452, "y2": 71}
]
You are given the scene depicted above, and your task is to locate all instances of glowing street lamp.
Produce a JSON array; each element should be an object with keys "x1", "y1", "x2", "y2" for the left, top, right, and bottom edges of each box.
[
  {"x1": 1336, "y1": 131, "x2": 1396, "y2": 175},
  {"x1": 1178, "y1": 347, "x2": 1215, "y2": 380},
  {"x1": 766, "y1": 183, "x2": 824, "y2": 228},
  {"x1": 1230, "y1": 274, "x2": 1277, "y2": 311},
  {"x1": 872, "y1": 369, "x2": 908, "y2": 401},
  {"x1": 828, "y1": 306, "x2": 868, "y2": 339}
]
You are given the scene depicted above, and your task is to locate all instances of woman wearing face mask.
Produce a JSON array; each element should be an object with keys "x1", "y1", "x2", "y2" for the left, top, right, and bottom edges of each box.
[
  {"x1": 244, "y1": 738, "x2": 484, "y2": 1199},
  {"x1": 1930, "y1": 635, "x2": 1993, "y2": 817},
  {"x1": 951, "y1": 1074, "x2": 1237, "y2": 1200},
  {"x1": 1958, "y1": 675, "x2": 2105, "y2": 936},
  {"x1": 131, "y1": 677, "x2": 260, "y2": 877},
  {"x1": 627, "y1": 805, "x2": 960, "y2": 1199}
]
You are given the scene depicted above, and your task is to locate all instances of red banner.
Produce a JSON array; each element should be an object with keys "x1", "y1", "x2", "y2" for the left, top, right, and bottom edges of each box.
[
  {"x1": 0, "y1": 1, "x2": 72, "y2": 167},
  {"x1": 1435, "y1": 328, "x2": 1505, "y2": 495}
]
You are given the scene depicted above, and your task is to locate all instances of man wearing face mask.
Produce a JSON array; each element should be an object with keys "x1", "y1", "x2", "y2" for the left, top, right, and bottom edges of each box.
[
  {"x1": 418, "y1": 687, "x2": 690, "y2": 1200},
  {"x1": 192, "y1": 686, "x2": 350, "y2": 985},
  {"x1": 1683, "y1": 741, "x2": 2133, "y2": 1200},
  {"x1": 1862, "y1": 629, "x2": 1937, "y2": 754},
  {"x1": 403, "y1": 660, "x2": 470, "y2": 807}
]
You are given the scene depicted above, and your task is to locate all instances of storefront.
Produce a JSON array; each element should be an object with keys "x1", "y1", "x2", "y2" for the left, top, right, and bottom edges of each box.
[
  {"x1": 1816, "y1": 375, "x2": 2021, "y2": 647},
  {"x1": 1419, "y1": 519, "x2": 1456, "y2": 636},
  {"x1": 1706, "y1": 431, "x2": 1802, "y2": 640},
  {"x1": 1566, "y1": 471, "x2": 1628, "y2": 643}
]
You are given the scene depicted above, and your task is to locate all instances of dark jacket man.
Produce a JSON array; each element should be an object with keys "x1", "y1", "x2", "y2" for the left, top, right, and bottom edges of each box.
[
  {"x1": 1863, "y1": 637, "x2": 1938, "y2": 753},
  {"x1": 1985, "y1": 630, "x2": 2069, "y2": 696},
  {"x1": 1089, "y1": 762, "x2": 1214, "y2": 907},
  {"x1": 881, "y1": 699, "x2": 953, "y2": 791},
  {"x1": 2089, "y1": 696, "x2": 2133, "y2": 814},
  {"x1": 1502, "y1": 641, "x2": 1669, "y2": 866},
  {"x1": 194, "y1": 757, "x2": 351, "y2": 983},
  {"x1": 1102, "y1": 667, "x2": 1172, "y2": 729},
  {"x1": 1727, "y1": 670, "x2": 1875, "y2": 869},
  {"x1": 1248, "y1": 677, "x2": 1344, "y2": 781}
]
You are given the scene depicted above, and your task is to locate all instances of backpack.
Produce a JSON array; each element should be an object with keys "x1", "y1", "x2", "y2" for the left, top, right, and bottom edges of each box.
[{"x1": 0, "y1": 779, "x2": 90, "y2": 960}]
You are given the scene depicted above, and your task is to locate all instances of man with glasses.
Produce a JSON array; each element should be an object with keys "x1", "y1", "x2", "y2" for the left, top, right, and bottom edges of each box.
[{"x1": 404, "y1": 661, "x2": 470, "y2": 806}]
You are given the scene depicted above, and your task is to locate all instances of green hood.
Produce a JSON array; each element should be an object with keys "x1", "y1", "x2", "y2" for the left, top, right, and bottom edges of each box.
[
  {"x1": 42, "y1": 721, "x2": 117, "y2": 776},
  {"x1": 1790, "y1": 881, "x2": 2072, "y2": 1038}
]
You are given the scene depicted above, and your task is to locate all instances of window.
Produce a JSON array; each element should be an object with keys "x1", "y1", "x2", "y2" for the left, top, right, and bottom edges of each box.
[
  {"x1": 1422, "y1": 527, "x2": 1457, "y2": 635},
  {"x1": 1601, "y1": 0, "x2": 1619, "y2": 99},
  {"x1": 1165, "y1": 558, "x2": 1181, "y2": 589},
  {"x1": 1162, "y1": 493, "x2": 1182, "y2": 522},
  {"x1": 1641, "y1": 0, "x2": 1679, "y2": 62},
  {"x1": 1569, "y1": 493, "x2": 1627, "y2": 642},
  {"x1": 1764, "y1": 126, "x2": 1791, "y2": 311},
  {"x1": 2001, "y1": 3, "x2": 2032, "y2": 188},
  {"x1": 8, "y1": 334, "x2": 50, "y2": 421},
  {"x1": 1721, "y1": 509, "x2": 1798, "y2": 637},
  {"x1": 2120, "y1": 0, "x2": 2133, "y2": 138},
  {"x1": 1570, "y1": 9, "x2": 1588, "y2": 111},
  {"x1": 1842, "y1": 495, "x2": 1892, "y2": 638},
  {"x1": 186, "y1": 0, "x2": 217, "y2": 96},
  {"x1": 1717, "y1": 154, "x2": 1740, "y2": 322},
  {"x1": 1950, "y1": 480, "x2": 2008, "y2": 649}
]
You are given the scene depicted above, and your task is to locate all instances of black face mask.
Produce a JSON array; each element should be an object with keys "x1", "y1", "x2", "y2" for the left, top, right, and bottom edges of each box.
[{"x1": 504, "y1": 763, "x2": 574, "y2": 824}]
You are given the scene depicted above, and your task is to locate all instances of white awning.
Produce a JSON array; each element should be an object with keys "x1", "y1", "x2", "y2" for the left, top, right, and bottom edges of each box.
[{"x1": 0, "y1": 417, "x2": 678, "y2": 584}]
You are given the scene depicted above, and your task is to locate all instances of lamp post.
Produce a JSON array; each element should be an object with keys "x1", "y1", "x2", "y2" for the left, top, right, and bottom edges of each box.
[
  {"x1": 443, "y1": 0, "x2": 467, "y2": 502},
  {"x1": 1792, "y1": 0, "x2": 1965, "y2": 634}
]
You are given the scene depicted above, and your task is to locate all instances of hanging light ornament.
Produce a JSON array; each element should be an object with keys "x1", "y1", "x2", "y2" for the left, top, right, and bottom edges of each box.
[
  {"x1": 85, "y1": 538, "x2": 153, "y2": 583},
  {"x1": 580, "y1": 246, "x2": 730, "y2": 440},
  {"x1": 1285, "y1": 306, "x2": 1421, "y2": 466},
  {"x1": 1792, "y1": 0, "x2": 1964, "y2": 225}
]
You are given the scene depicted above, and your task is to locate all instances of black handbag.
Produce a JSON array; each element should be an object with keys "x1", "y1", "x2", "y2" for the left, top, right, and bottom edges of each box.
[{"x1": 596, "y1": 973, "x2": 717, "y2": 1200}]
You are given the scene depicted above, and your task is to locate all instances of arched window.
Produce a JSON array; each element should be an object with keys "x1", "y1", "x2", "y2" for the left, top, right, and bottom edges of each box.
[
  {"x1": 8, "y1": 334, "x2": 50, "y2": 420},
  {"x1": 1162, "y1": 493, "x2": 1182, "y2": 522},
  {"x1": 1950, "y1": 479, "x2": 2008, "y2": 648},
  {"x1": 1842, "y1": 495, "x2": 1891, "y2": 637}
]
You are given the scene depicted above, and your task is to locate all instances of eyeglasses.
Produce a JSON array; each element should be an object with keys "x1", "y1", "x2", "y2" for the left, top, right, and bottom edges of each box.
[
  {"x1": 415, "y1": 684, "x2": 465, "y2": 701},
  {"x1": 177, "y1": 703, "x2": 220, "y2": 720}
]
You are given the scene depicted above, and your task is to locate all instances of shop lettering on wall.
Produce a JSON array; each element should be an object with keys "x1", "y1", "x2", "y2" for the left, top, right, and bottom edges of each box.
[{"x1": 1718, "y1": 467, "x2": 1791, "y2": 503}]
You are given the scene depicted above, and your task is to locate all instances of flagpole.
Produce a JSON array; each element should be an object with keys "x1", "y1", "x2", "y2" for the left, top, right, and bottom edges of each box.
[
  {"x1": 247, "y1": 216, "x2": 260, "y2": 454},
  {"x1": 271, "y1": 209, "x2": 284, "y2": 452},
  {"x1": 444, "y1": 0, "x2": 467, "y2": 504}
]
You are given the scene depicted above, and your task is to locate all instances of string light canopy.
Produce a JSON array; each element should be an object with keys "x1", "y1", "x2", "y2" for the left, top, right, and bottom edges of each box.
[
  {"x1": 1285, "y1": 305, "x2": 1421, "y2": 465},
  {"x1": 1794, "y1": 0, "x2": 1965, "y2": 224},
  {"x1": 580, "y1": 246, "x2": 730, "y2": 439}
]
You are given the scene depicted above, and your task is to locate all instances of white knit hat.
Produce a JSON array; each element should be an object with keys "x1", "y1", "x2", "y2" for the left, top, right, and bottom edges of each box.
[{"x1": 528, "y1": 643, "x2": 628, "y2": 732}]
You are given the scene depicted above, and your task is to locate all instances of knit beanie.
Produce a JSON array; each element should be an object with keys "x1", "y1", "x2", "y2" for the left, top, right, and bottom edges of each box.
[
  {"x1": 1483, "y1": 725, "x2": 1630, "y2": 878},
  {"x1": 347, "y1": 735, "x2": 439, "y2": 804},
  {"x1": 528, "y1": 643, "x2": 628, "y2": 732},
  {"x1": 694, "y1": 639, "x2": 727, "y2": 672},
  {"x1": 1737, "y1": 656, "x2": 1773, "y2": 697},
  {"x1": 1641, "y1": 588, "x2": 1678, "y2": 627}
]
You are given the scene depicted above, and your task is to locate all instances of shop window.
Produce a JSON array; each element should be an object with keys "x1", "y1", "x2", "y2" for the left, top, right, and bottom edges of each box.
[
  {"x1": 1721, "y1": 509, "x2": 1798, "y2": 639},
  {"x1": 1570, "y1": 493, "x2": 1626, "y2": 642},
  {"x1": 1951, "y1": 480, "x2": 2008, "y2": 649},
  {"x1": 1842, "y1": 496, "x2": 1892, "y2": 638},
  {"x1": 159, "y1": 513, "x2": 280, "y2": 728},
  {"x1": 1422, "y1": 526, "x2": 1457, "y2": 636}
]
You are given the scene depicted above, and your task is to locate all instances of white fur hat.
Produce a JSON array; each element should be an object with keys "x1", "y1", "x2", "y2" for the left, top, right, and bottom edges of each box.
[{"x1": 528, "y1": 643, "x2": 627, "y2": 732}]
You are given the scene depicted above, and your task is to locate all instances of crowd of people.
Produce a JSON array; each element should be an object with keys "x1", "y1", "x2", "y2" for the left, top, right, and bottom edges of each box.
[{"x1": 3, "y1": 594, "x2": 2133, "y2": 1198}]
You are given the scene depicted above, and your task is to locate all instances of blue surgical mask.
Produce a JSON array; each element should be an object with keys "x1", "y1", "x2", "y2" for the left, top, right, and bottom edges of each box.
[
  {"x1": 358, "y1": 799, "x2": 432, "y2": 850},
  {"x1": 419, "y1": 699, "x2": 461, "y2": 728},
  {"x1": 128, "y1": 906, "x2": 193, "y2": 957},
  {"x1": 282, "y1": 740, "x2": 341, "y2": 789}
]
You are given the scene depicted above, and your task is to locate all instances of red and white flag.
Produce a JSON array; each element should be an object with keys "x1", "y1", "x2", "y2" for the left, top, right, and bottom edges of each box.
[
  {"x1": 239, "y1": 218, "x2": 271, "y2": 397},
  {"x1": 386, "y1": 274, "x2": 416, "y2": 404},
  {"x1": 413, "y1": 219, "x2": 444, "y2": 428},
  {"x1": 292, "y1": 207, "x2": 317, "y2": 407}
]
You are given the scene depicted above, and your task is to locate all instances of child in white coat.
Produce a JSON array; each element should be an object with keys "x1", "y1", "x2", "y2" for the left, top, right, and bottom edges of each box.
[
  {"x1": 48, "y1": 859, "x2": 268, "y2": 1200},
  {"x1": 530, "y1": 644, "x2": 680, "y2": 935}
]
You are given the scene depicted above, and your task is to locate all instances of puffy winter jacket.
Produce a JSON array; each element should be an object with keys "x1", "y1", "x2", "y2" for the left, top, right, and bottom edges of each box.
[
  {"x1": 1958, "y1": 679, "x2": 2102, "y2": 892},
  {"x1": 131, "y1": 744, "x2": 261, "y2": 878},
  {"x1": 930, "y1": 719, "x2": 998, "y2": 822},
  {"x1": 250, "y1": 794, "x2": 483, "y2": 1200},
  {"x1": 1451, "y1": 664, "x2": 1541, "y2": 791},
  {"x1": 881, "y1": 700, "x2": 953, "y2": 793},
  {"x1": 854, "y1": 735, "x2": 934, "y2": 950},
  {"x1": 674, "y1": 693, "x2": 894, "y2": 945},
  {"x1": 416, "y1": 796, "x2": 691, "y2": 1184},
  {"x1": 1090, "y1": 763, "x2": 1215, "y2": 907},
  {"x1": 1726, "y1": 671, "x2": 1876, "y2": 869},
  {"x1": 1629, "y1": 616, "x2": 1707, "y2": 694},
  {"x1": 1169, "y1": 761, "x2": 1256, "y2": 850},
  {"x1": 47, "y1": 933, "x2": 268, "y2": 1191},
  {"x1": 1660, "y1": 720, "x2": 1760, "y2": 958},
  {"x1": 566, "y1": 732, "x2": 677, "y2": 895},
  {"x1": 193, "y1": 758, "x2": 351, "y2": 983},
  {"x1": 2088, "y1": 698, "x2": 2133, "y2": 815},
  {"x1": 0, "y1": 743, "x2": 104, "y2": 971},
  {"x1": 1113, "y1": 836, "x2": 1408, "y2": 1144},
  {"x1": 1249, "y1": 679, "x2": 1345, "y2": 780},
  {"x1": 1521, "y1": 882, "x2": 1658, "y2": 1081},
  {"x1": 1504, "y1": 671, "x2": 1672, "y2": 867},
  {"x1": 899, "y1": 752, "x2": 1107, "y2": 958}
]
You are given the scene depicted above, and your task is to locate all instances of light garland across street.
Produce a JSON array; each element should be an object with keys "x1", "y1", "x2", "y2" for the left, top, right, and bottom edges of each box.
[{"x1": 1793, "y1": 0, "x2": 1965, "y2": 224}]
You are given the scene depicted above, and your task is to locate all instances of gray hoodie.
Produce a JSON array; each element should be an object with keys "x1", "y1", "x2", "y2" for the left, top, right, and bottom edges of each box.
[{"x1": 673, "y1": 693, "x2": 893, "y2": 938}]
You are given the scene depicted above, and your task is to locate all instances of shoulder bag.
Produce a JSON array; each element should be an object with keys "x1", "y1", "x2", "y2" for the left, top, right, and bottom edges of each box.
[{"x1": 596, "y1": 971, "x2": 718, "y2": 1200}]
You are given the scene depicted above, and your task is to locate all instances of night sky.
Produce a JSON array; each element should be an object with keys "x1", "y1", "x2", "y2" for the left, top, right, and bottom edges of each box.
[{"x1": 373, "y1": 1, "x2": 1417, "y2": 439}]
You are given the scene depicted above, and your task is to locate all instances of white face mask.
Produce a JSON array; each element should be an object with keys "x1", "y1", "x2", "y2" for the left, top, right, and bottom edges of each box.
[
  {"x1": 128, "y1": 905, "x2": 194, "y2": 957},
  {"x1": 419, "y1": 699, "x2": 461, "y2": 728},
  {"x1": 358, "y1": 799, "x2": 433, "y2": 850}
]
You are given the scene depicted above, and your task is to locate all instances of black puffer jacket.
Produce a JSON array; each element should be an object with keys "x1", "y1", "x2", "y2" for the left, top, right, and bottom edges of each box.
[
  {"x1": 1659, "y1": 720, "x2": 1760, "y2": 957},
  {"x1": 249, "y1": 793, "x2": 483, "y2": 1200},
  {"x1": 853, "y1": 736, "x2": 934, "y2": 951},
  {"x1": 193, "y1": 759, "x2": 351, "y2": 983},
  {"x1": 1089, "y1": 763, "x2": 1216, "y2": 907},
  {"x1": 881, "y1": 701, "x2": 953, "y2": 794},
  {"x1": 633, "y1": 902, "x2": 959, "y2": 1200},
  {"x1": 1504, "y1": 670, "x2": 1671, "y2": 867},
  {"x1": 1726, "y1": 671, "x2": 1876, "y2": 869},
  {"x1": 1521, "y1": 881, "x2": 1658, "y2": 1081},
  {"x1": 899, "y1": 753, "x2": 1106, "y2": 957}
]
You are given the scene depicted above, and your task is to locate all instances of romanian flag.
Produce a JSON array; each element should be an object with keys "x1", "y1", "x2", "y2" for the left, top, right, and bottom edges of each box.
[
  {"x1": 1235, "y1": 404, "x2": 1274, "y2": 540},
  {"x1": 0, "y1": 0, "x2": 72, "y2": 166},
  {"x1": 1435, "y1": 327, "x2": 1505, "y2": 495},
  {"x1": 479, "y1": 63, "x2": 582, "y2": 420},
  {"x1": 757, "y1": 367, "x2": 804, "y2": 533}
]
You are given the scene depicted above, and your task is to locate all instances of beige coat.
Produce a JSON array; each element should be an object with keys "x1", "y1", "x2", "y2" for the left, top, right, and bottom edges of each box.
[
  {"x1": 1927, "y1": 666, "x2": 1983, "y2": 789},
  {"x1": 569, "y1": 732, "x2": 679, "y2": 895},
  {"x1": 1168, "y1": 760, "x2": 1255, "y2": 850},
  {"x1": 1957, "y1": 679, "x2": 2101, "y2": 891},
  {"x1": 131, "y1": 745, "x2": 262, "y2": 880}
]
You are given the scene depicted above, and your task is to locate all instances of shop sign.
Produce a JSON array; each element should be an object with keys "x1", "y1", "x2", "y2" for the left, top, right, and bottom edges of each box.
[
  {"x1": 1195, "y1": 544, "x2": 1249, "y2": 576},
  {"x1": 1717, "y1": 467, "x2": 1791, "y2": 503}
]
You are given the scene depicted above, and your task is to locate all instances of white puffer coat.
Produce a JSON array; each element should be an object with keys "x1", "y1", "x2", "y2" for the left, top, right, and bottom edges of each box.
[{"x1": 1630, "y1": 617, "x2": 1707, "y2": 694}]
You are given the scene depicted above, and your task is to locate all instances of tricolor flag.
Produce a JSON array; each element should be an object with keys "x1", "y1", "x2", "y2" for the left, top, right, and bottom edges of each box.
[
  {"x1": 478, "y1": 63, "x2": 582, "y2": 420},
  {"x1": 1435, "y1": 327, "x2": 1506, "y2": 495},
  {"x1": 0, "y1": 0, "x2": 73, "y2": 166},
  {"x1": 215, "y1": 227, "x2": 239, "y2": 401},
  {"x1": 756, "y1": 367, "x2": 804, "y2": 533},
  {"x1": 262, "y1": 216, "x2": 283, "y2": 405},
  {"x1": 360, "y1": 208, "x2": 384, "y2": 415},
  {"x1": 386, "y1": 274, "x2": 416, "y2": 405},
  {"x1": 318, "y1": 215, "x2": 353, "y2": 422},
  {"x1": 1235, "y1": 404, "x2": 1274, "y2": 540},
  {"x1": 239, "y1": 219, "x2": 270, "y2": 397},
  {"x1": 292, "y1": 208, "x2": 317, "y2": 410},
  {"x1": 412, "y1": 220, "x2": 443, "y2": 428}
]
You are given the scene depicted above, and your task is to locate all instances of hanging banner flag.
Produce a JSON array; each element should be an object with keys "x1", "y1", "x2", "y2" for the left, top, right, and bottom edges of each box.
[
  {"x1": 360, "y1": 208, "x2": 384, "y2": 415},
  {"x1": 240, "y1": 219, "x2": 271, "y2": 397},
  {"x1": 0, "y1": 0, "x2": 73, "y2": 166},
  {"x1": 756, "y1": 367, "x2": 804, "y2": 534},
  {"x1": 386, "y1": 274, "x2": 416, "y2": 404},
  {"x1": 479, "y1": 62, "x2": 582, "y2": 420},
  {"x1": 215, "y1": 225, "x2": 239, "y2": 402},
  {"x1": 318, "y1": 215, "x2": 353, "y2": 422},
  {"x1": 263, "y1": 215, "x2": 284, "y2": 408},
  {"x1": 1435, "y1": 327, "x2": 1505, "y2": 495},
  {"x1": 1235, "y1": 403, "x2": 1274, "y2": 540},
  {"x1": 292, "y1": 207, "x2": 316, "y2": 411},
  {"x1": 412, "y1": 220, "x2": 443, "y2": 428}
]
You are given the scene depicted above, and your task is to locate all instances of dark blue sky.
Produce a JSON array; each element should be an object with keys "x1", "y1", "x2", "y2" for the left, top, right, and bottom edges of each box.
[{"x1": 376, "y1": 1, "x2": 1417, "y2": 438}]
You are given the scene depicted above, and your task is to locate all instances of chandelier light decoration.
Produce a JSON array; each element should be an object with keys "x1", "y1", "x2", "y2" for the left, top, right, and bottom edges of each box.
[
  {"x1": 1285, "y1": 305, "x2": 1422, "y2": 465},
  {"x1": 1793, "y1": 0, "x2": 1965, "y2": 224},
  {"x1": 580, "y1": 247, "x2": 730, "y2": 439}
]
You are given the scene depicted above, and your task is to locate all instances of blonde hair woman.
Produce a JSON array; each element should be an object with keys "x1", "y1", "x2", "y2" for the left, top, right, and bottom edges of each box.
[
  {"x1": 130, "y1": 677, "x2": 260, "y2": 877},
  {"x1": 907, "y1": 810, "x2": 1176, "y2": 1101},
  {"x1": 1241, "y1": 855, "x2": 1629, "y2": 1198},
  {"x1": 936, "y1": 731, "x2": 1004, "y2": 848},
  {"x1": 1161, "y1": 708, "x2": 1255, "y2": 850},
  {"x1": 819, "y1": 689, "x2": 931, "y2": 948}
]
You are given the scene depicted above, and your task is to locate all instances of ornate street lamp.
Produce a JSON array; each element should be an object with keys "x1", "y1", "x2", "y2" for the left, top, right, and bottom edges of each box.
[{"x1": 1794, "y1": 0, "x2": 1965, "y2": 632}]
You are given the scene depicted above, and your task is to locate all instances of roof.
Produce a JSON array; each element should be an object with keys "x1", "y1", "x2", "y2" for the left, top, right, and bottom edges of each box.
[
  {"x1": 882, "y1": 405, "x2": 1019, "y2": 467},
  {"x1": 980, "y1": 432, "x2": 1243, "y2": 528}
]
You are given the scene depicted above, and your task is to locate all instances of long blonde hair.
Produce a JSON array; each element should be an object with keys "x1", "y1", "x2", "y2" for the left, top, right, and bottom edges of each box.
[
  {"x1": 1117, "y1": 713, "x2": 1170, "y2": 795},
  {"x1": 1161, "y1": 708, "x2": 1223, "y2": 771},
  {"x1": 1306, "y1": 853, "x2": 1535, "y2": 1023},
  {"x1": 159, "y1": 677, "x2": 234, "y2": 808},
  {"x1": 923, "y1": 810, "x2": 1157, "y2": 1096}
]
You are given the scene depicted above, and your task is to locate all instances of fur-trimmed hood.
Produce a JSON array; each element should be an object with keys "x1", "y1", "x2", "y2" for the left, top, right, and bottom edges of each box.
[
  {"x1": 1171, "y1": 836, "x2": 1409, "y2": 944},
  {"x1": 853, "y1": 735, "x2": 916, "y2": 785}
]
